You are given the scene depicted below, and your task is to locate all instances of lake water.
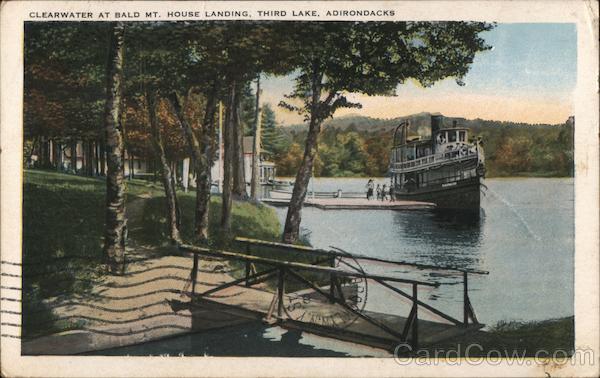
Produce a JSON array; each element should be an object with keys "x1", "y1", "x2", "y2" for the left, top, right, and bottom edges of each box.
[
  {"x1": 272, "y1": 177, "x2": 574, "y2": 326},
  {"x1": 94, "y1": 177, "x2": 573, "y2": 356}
]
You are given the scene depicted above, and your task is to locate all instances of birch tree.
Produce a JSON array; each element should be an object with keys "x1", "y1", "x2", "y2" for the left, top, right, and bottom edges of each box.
[{"x1": 103, "y1": 22, "x2": 127, "y2": 273}]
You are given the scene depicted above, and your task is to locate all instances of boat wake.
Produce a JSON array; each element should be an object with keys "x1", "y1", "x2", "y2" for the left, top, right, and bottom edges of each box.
[{"x1": 486, "y1": 187, "x2": 541, "y2": 241}]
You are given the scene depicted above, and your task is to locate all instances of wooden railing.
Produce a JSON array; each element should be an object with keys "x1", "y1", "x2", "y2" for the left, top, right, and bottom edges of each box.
[
  {"x1": 177, "y1": 238, "x2": 488, "y2": 350},
  {"x1": 180, "y1": 241, "x2": 440, "y2": 349},
  {"x1": 235, "y1": 238, "x2": 488, "y2": 329}
]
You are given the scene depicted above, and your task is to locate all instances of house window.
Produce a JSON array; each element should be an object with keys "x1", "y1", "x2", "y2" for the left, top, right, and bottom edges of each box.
[
  {"x1": 459, "y1": 131, "x2": 466, "y2": 142},
  {"x1": 449, "y1": 131, "x2": 457, "y2": 142}
]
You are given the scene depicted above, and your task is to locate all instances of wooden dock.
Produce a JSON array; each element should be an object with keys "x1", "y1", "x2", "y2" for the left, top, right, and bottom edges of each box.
[
  {"x1": 179, "y1": 242, "x2": 486, "y2": 353},
  {"x1": 262, "y1": 197, "x2": 435, "y2": 210},
  {"x1": 188, "y1": 284, "x2": 483, "y2": 352}
]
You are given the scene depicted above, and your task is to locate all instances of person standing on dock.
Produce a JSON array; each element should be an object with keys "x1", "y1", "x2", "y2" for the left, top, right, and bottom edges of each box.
[
  {"x1": 376, "y1": 184, "x2": 382, "y2": 200},
  {"x1": 366, "y1": 179, "x2": 374, "y2": 200},
  {"x1": 382, "y1": 184, "x2": 389, "y2": 201}
]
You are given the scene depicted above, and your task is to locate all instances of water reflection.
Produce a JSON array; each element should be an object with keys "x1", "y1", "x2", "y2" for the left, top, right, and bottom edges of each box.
[
  {"x1": 391, "y1": 209, "x2": 485, "y2": 273},
  {"x1": 90, "y1": 322, "x2": 361, "y2": 357}
]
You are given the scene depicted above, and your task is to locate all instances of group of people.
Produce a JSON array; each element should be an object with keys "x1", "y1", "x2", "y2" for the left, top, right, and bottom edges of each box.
[{"x1": 366, "y1": 179, "x2": 393, "y2": 201}]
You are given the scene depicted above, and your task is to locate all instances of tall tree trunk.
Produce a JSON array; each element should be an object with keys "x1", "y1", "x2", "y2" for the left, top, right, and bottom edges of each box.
[
  {"x1": 54, "y1": 141, "x2": 62, "y2": 171},
  {"x1": 70, "y1": 140, "x2": 78, "y2": 174},
  {"x1": 103, "y1": 22, "x2": 127, "y2": 274},
  {"x1": 147, "y1": 92, "x2": 181, "y2": 244},
  {"x1": 86, "y1": 140, "x2": 95, "y2": 176},
  {"x1": 40, "y1": 137, "x2": 49, "y2": 168},
  {"x1": 82, "y1": 141, "x2": 88, "y2": 175},
  {"x1": 168, "y1": 89, "x2": 217, "y2": 242},
  {"x1": 196, "y1": 86, "x2": 218, "y2": 241},
  {"x1": 125, "y1": 150, "x2": 130, "y2": 180},
  {"x1": 25, "y1": 136, "x2": 39, "y2": 167},
  {"x1": 250, "y1": 75, "x2": 262, "y2": 200},
  {"x1": 48, "y1": 139, "x2": 53, "y2": 168},
  {"x1": 45, "y1": 138, "x2": 52, "y2": 168},
  {"x1": 283, "y1": 70, "x2": 324, "y2": 244},
  {"x1": 232, "y1": 86, "x2": 246, "y2": 199},
  {"x1": 83, "y1": 141, "x2": 88, "y2": 175},
  {"x1": 221, "y1": 81, "x2": 236, "y2": 232},
  {"x1": 94, "y1": 140, "x2": 99, "y2": 175},
  {"x1": 99, "y1": 138, "x2": 106, "y2": 176}
]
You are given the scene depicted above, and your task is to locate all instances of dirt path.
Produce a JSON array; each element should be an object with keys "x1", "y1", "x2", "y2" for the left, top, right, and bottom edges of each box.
[{"x1": 22, "y1": 194, "x2": 255, "y2": 355}]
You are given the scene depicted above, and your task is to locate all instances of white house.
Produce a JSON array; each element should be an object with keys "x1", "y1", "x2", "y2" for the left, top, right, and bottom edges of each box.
[{"x1": 31, "y1": 137, "x2": 276, "y2": 194}]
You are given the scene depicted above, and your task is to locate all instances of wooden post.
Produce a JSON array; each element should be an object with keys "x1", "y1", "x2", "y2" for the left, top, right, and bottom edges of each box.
[
  {"x1": 245, "y1": 262, "x2": 251, "y2": 287},
  {"x1": 245, "y1": 245, "x2": 251, "y2": 286},
  {"x1": 218, "y1": 101, "x2": 223, "y2": 193},
  {"x1": 412, "y1": 283, "x2": 418, "y2": 350},
  {"x1": 329, "y1": 257, "x2": 336, "y2": 303},
  {"x1": 277, "y1": 268, "x2": 285, "y2": 318},
  {"x1": 463, "y1": 271, "x2": 468, "y2": 326},
  {"x1": 250, "y1": 75, "x2": 262, "y2": 200},
  {"x1": 191, "y1": 253, "x2": 199, "y2": 296}
]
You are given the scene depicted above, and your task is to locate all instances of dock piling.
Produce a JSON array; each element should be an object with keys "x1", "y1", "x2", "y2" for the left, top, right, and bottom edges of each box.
[
  {"x1": 412, "y1": 283, "x2": 418, "y2": 349},
  {"x1": 463, "y1": 271, "x2": 468, "y2": 326},
  {"x1": 329, "y1": 257, "x2": 336, "y2": 303},
  {"x1": 277, "y1": 268, "x2": 285, "y2": 318},
  {"x1": 191, "y1": 253, "x2": 199, "y2": 296}
]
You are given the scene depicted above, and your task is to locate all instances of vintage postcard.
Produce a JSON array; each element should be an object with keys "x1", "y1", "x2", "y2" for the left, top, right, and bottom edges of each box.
[{"x1": 1, "y1": 1, "x2": 598, "y2": 377}]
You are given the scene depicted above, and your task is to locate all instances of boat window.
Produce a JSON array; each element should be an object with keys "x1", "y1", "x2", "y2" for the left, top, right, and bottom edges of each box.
[
  {"x1": 449, "y1": 131, "x2": 457, "y2": 142},
  {"x1": 459, "y1": 131, "x2": 466, "y2": 142}
]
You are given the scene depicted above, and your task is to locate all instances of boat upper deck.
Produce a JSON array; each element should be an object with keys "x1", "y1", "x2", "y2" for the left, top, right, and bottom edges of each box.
[{"x1": 390, "y1": 148, "x2": 480, "y2": 173}]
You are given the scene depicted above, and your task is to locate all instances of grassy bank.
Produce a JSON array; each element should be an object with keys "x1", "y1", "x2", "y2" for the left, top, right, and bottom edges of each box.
[
  {"x1": 426, "y1": 317, "x2": 574, "y2": 357},
  {"x1": 22, "y1": 169, "x2": 280, "y2": 338},
  {"x1": 130, "y1": 192, "x2": 280, "y2": 248},
  {"x1": 484, "y1": 170, "x2": 573, "y2": 178}
]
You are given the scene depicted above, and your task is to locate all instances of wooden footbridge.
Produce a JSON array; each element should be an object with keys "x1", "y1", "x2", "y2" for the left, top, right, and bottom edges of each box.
[{"x1": 178, "y1": 237, "x2": 488, "y2": 352}]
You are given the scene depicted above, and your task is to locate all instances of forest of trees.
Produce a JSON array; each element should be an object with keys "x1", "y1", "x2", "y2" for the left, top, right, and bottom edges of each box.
[
  {"x1": 24, "y1": 20, "x2": 494, "y2": 265},
  {"x1": 265, "y1": 113, "x2": 574, "y2": 178}
]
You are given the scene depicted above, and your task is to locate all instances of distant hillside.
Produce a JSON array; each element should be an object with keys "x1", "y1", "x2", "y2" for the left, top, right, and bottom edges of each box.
[
  {"x1": 284, "y1": 112, "x2": 564, "y2": 137},
  {"x1": 270, "y1": 113, "x2": 573, "y2": 178}
]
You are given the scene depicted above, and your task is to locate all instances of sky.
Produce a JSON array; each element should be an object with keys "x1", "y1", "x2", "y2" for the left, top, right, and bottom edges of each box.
[{"x1": 260, "y1": 23, "x2": 577, "y2": 126}]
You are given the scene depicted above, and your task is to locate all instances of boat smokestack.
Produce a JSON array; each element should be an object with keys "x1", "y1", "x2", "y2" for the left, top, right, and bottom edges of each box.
[{"x1": 431, "y1": 115, "x2": 443, "y2": 136}]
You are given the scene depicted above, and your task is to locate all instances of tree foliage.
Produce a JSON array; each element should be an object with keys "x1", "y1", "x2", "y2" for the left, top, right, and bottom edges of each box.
[
  {"x1": 278, "y1": 21, "x2": 494, "y2": 242},
  {"x1": 24, "y1": 20, "x2": 513, "y2": 247},
  {"x1": 278, "y1": 114, "x2": 574, "y2": 177},
  {"x1": 24, "y1": 22, "x2": 109, "y2": 141}
]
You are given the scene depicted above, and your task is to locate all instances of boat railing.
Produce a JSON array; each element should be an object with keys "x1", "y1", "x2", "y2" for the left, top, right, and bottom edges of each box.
[{"x1": 391, "y1": 147, "x2": 478, "y2": 172}]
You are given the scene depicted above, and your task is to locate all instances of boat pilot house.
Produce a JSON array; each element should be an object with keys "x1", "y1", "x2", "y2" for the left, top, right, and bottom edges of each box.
[{"x1": 389, "y1": 115, "x2": 486, "y2": 210}]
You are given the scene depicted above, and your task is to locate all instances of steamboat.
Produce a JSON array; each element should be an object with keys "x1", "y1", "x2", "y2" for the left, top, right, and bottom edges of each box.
[{"x1": 389, "y1": 115, "x2": 485, "y2": 210}]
